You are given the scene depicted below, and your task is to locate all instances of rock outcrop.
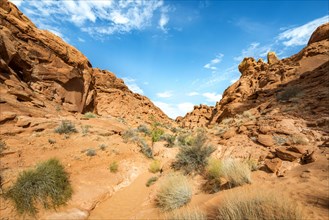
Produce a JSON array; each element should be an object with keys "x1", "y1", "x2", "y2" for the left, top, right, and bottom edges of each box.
[
  {"x1": 0, "y1": 0, "x2": 171, "y2": 125},
  {"x1": 178, "y1": 22, "x2": 329, "y2": 129}
]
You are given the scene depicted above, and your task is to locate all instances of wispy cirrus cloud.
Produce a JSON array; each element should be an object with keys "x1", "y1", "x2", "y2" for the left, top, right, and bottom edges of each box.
[
  {"x1": 187, "y1": 92, "x2": 199, "y2": 96},
  {"x1": 204, "y1": 53, "x2": 224, "y2": 71},
  {"x1": 234, "y1": 42, "x2": 272, "y2": 62},
  {"x1": 11, "y1": 0, "x2": 170, "y2": 37},
  {"x1": 156, "y1": 90, "x2": 173, "y2": 98},
  {"x1": 277, "y1": 15, "x2": 329, "y2": 47},
  {"x1": 202, "y1": 92, "x2": 222, "y2": 103},
  {"x1": 122, "y1": 77, "x2": 144, "y2": 95}
]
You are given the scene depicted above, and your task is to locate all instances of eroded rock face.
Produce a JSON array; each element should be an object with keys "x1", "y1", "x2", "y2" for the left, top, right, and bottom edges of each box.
[
  {"x1": 0, "y1": 0, "x2": 171, "y2": 125},
  {"x1": 179, "y1": 22, "x2": 329, "y2": 129},
  {"x1": 176, "y1": 104, "x2": 214, "y2": 128}
]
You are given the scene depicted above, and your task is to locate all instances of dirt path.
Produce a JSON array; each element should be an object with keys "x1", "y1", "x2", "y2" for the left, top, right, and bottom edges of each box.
[{"x1": 88, "y1": 172, "x2": 160, "y2": 219}]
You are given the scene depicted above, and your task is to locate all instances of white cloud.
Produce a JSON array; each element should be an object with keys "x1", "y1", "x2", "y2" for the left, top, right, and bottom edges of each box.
[
  {"x1": 234, "y1": 42, "x2": 272, "y2": 62},
  {"x1": 230, "y1": 78, "x2": 239, "y2": 84},
  {"x1": 18, "y1": 0, "x2": 169, "y2": 37},
  {"x1": 278, "y1": 15, "x2": 329, "y2": 47},
  {"x1": 153, "y1": 101, "x2": 194, "y2": 119},
  {"x1": 9, "y1": 0, "x2": 23, "y2": 7},
  {"x1": 204, "y1": 53, "x2": 224, "y2": 71},
  {"x1": 202, "y1": 92, "x2": 222, "y2": 103},
  {"x1": 78, "y1": 37, "x2": 85, "y2": 43},
  {"x1": 122, "y1": 77, "x2": 144, "y2": 95},
  {"x1": 156, "y1": 91, "x2": 173, "y2": 98},
  {"x1": 159, "y1": 13, "x2": 169, "y2": 32},
  {"x1": 187, "y1": 92, "x2": 199, "y2": 96}
]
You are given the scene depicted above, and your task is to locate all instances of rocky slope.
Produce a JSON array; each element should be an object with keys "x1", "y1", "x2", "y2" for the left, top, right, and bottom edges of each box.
[
  {"x1": 0, "y1": 0, "x2": 170, "y2": 125},
  {"x1": 178, "y1": 23, "x2": 329, "y2": 130}
]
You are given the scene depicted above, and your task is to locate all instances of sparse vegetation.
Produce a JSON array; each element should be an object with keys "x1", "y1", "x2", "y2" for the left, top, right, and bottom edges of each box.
[
  {"x1": 149, "y1": 160, "x2": 161, "y2": 173},
  {"x1": 156, "y1": 174, "x2": 192, "y2": 211},
  {"x1": 151, "y1": 126, "x2": 164, "y2": 143},
  {"x1": 81, "y1": 125, "x2": 91, "y2": 136},
  {"x1": 146, "y1": 176, "x2": 158, "y2": 187},
  {"x1": 122, "y1": 129, "x2": 139, "y2": 143},
  {"x1": 162, "y1": 134, "x2": 176, "y2": 147},
  {"x1": 99, "y1": 144, "x2": 107, "y2": 151},
  {"x1": 220, "y1": 158, "x2": 251, "y2": 188},
  {"x1": 168, "y1": 208, "x2": 206, "y2": 220},
  {"x1": 0, "y1": 139, "x2": 7, "y2": 154},
  {"x1": 177, "y1": 132, "x2": 194, "y2": 146},
  {"x1": 138, "y1": 139, "x2": 153, "y2": 158},
  {"x1": 137, "y1": 124, "x2": 150, "y2": 135},
  {"x1": 109, "y1": 161, "x2": 118, "y2": 173},
  {"x1": 86, "y1": 148, "x2": 96, "y2": 157},
  {"x1": 48, "y1": 138, "x2": 56, "y2": 144},
  {"x1": 277, "y1": 86, "x2": 301, "y2": 101},
  {"x1": 55, "y1": 120, "x2": 77, "y2": 134},
  {"x1": 244, "y1": 158, "x2": 259, "y2": 171},
  {"x1": 4, "y1": 158, "x2": 72, "y2": 216},
  {"x1": 291, "y1": 134, "x2": 308, "y2": 145},
  {"x1": 84, "y1": 112, "x2": 97, "y2": 118},
  {"x1": 172, "y1": 132, "x2": 215, "y2": 174},
  {"x1": 203, "y1": 158, "x2": 222, "y2": 193},
  {"x1": 215, "y1": 188, "x2": 304, "y2": 220}
]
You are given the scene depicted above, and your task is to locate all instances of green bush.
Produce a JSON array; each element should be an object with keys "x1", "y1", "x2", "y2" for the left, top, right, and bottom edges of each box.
[
  {"x1": 172, "y1": 132, "x2": 215, "y2": 174},
  {"x1": 149, "y1": 160, "x2": 161, "y2": 173},
  {"x1": 206, "y1": 158, "x2": 222, "y2": 180},
  {"x1": 156, "y1": 174, "x2": 192, "y2": 211},
  {"x1": 54, "y1": 120, "x2": 77, "y2": 134},
  {"x1": 216, "y1": 188, "x2": 304, "y2": 220},
  {"x1": 151, "y1": 127, "x2": 164, "y2": 143},
  {"x1": 146, "y1": 176, "x2": 158, "y2": 187},
  {"x1": 109, "y1": 161, "x2": 118, "y2": 173},
  {"x1": 5, "y1": 158, "x2": 72, "y2": 216},
  {"x1": 84, "y1": 112, "x2": 97, "y2": 118},
  {"x1": 162, "y1": 134, "x2": 176, "y2": 148},
  {"x1": 177, "y1": 132, "x2": 194, "y2": 146}
]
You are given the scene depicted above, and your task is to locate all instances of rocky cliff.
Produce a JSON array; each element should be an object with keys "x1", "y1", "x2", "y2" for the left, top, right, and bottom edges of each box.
[
  {"x1": 0, "y1": 0, "x2": 170, "y2": 125},
  {"x1": 178, "y1": 23, "x2": 329, "y2": 130}
]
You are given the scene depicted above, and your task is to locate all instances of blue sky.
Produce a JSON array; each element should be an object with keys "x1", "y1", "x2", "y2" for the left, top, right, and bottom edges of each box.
[{"x1": 10, "y1": 0, "x2": 329, "y2": 118}]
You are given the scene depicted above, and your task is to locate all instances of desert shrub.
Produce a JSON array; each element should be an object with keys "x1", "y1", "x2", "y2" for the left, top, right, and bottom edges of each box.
[
  {"x1": 156, "y1": 174, "x2": 192, "y2": 211},
  {"x1": 151, "y1": 127, "x2": 164, "y2": 143},
  {"x1": 172, "y1": 132, "x2": 215, "y2": 174},
  {"x1": 138, "y1": 139, "x2": 153, "y2": 158},
  {"x1": 137, "y1": 124, "x2": 150, "y2": 135},
  {"x1": 109, "y1": 161, "x2": 118, "y2": 173},
  {"x1": 99, "y1": 144, "x2": 107, "y2": 151},
  {"x1": 5, "y1": 158, "x2": 72, "y2": 216},
  {"x1": 48, "y1": 138, "x2": 56, "y2": 144},
  {"x1": 146, "y1": 176, "x2": 158, "y2": 187},
  {"x1": 215, "y1": 188, "x2": 304, "y2": 220},
  {"x1": 177, "y1": 132, "x2": 194, "y2": 146},
  {"x1": 149, "y1": 160, "x2": 161, "y2": 173},
  {"x1": 220, "y1": 159, "x2": 251, "y2": 188},
  {"x1": 81, "y1": 125, "x2": 91, "y2": 136},
  {"x1": 122, "y1": 129, "x2": 139, "y2": 143},
  {"x1": 86, "y1": 149, "x2": 96, "y2": 157},
  {"x1": 84, "y1": 112, "x2": 97, "y2": 118},
  {"x1": 162, "y1": 134, "x2": 176, "y2": 148},
  {"x1": 206, "y1": 158, "x2": 222, "y2": 180},
  {"x1": 54, "y1": 120, "x2": 77, "y2": 134},
  {"x1": 168, "y1": 208, "x2": 206, "y2": 220},
  {"x1": 277, "y1": 86, "x2": 301, "y2": 101}
]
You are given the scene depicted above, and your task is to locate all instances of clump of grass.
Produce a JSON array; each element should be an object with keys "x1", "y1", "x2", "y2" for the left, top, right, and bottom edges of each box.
[
  {"x1": 203, "y1": 158, "x2": 222, "y2": 193},
  {"x1": 156, "y1": 174, "x2": 192, "y2": 211},
  {"x1": 86, "y1": 149, "x2": 96, "y2": 157},
  {"x1": 109, "y1": 161, "x2": 118, "y2": 173},
  {"x1": 216, "y1": 188, "x2": 304, "y2": 220},
  {"x1": 168, "y1": 208, "x2": 206, "y2": 220},
  {"x1": 177, "y1": 132, "x2": 194, "y2": 146},
  {"x1": 244, "y1": 158, "x2": 259, "y2": 171},
  {"x1": 84, "y1": 112, "x2": 97, "y2": 118},
  {"x1": 48, "y1": 138, "x2": 56, "y2": 144},
  {"x1": 146, "y1": 176, "x2": 158, "y2": 187},
  {"x1": 54, "y1": 120, "x2": 77, "y2": 134},
  {"x1": 172, "y1": 132, "x2": 215, "y2": 174},
  {"x1": 81, "y1": 125, "x2": 91, "y2": 136},
  {"x1": 220, "y1": 158, "x2": 251, "y2": 188},
  {"x1": 137, "y1": 124, "x2": 150, "y2": 135},
  {"x1": 149, "y1": 160, "x2": 161, "y2": 173},
  {"x1": 99, "y1": 144, "x2": 107, "y2": 151},
  {"x1": 4, "y1": 158, "x2": 72, "y2": 216},
  {"x1": 138, "y1": 139, "x2": 153, "y2": 158}
]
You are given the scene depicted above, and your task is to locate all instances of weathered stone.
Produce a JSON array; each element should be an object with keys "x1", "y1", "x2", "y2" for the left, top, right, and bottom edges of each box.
[
  {"x1": 0, "y1": 112, "x2": 16, "y2": 124},
  {"x1": 257, "y1": 134, "x2": 274, "y2": 148},
  {"x1": 267, "y1": 52, "x2": 279, "y2": 65},
  {"x1": 222, "y1": 128, "x2": 236, "y2": 139},
  {"x1": 275, "y1": 147, "x2": 302, "y2": 161},
  {"x1": 265, "y1": 158, "x2": 282, "y2": 173}
]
